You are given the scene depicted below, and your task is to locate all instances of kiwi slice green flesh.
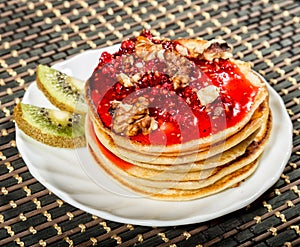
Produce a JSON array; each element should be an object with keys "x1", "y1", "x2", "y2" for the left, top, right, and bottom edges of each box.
[
  {"x1": 36, "y1": 64, "x2": 87, "y2": 114},
  {"x1": 14, "y1": 103, "x2": 86, "y2": 148}
]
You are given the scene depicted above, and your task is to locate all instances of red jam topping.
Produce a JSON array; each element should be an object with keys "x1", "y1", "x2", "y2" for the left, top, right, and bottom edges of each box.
[{"x1": 88, "y1": 31, "x2": 259, "y2": 146}]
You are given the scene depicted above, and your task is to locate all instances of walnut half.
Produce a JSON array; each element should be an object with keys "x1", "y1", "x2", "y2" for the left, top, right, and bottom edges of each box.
[{"x1": 111, "y1": 97, "x2": 158, "y2": 137}]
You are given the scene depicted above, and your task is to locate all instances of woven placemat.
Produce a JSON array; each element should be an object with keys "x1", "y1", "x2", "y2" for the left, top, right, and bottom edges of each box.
[{"x1": 1, "y1": 0, "x2": 300, "y2": 246}]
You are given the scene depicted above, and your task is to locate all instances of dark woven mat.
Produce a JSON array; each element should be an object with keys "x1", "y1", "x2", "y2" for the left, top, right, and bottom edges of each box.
[{"x1": 1, "y1": 0, "x2": 300, "y2": 246}]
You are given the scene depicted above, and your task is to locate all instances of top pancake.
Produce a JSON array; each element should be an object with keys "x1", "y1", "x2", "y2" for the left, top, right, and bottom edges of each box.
[
  {"x1": 90, "y1": 99, "x2": 269, "y2": 165},
  {"x1": 85, "y1": 31, "x2": 269, "y2": 156}
]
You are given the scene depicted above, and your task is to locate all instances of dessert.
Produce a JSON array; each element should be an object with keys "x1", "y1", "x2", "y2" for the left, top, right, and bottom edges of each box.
[{"x1": 85, "y1": 30, "x2": 272, "y2": 200}]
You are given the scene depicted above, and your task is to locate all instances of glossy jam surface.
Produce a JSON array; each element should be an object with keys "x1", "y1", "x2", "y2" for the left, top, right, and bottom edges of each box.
[{"x1": 88, "y1": 31, "x2": 259, "y2": 146}]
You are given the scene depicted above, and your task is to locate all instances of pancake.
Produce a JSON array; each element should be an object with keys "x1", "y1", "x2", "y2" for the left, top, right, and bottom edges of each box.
[
  {"x1": 84, "y1": 30, "x2": 272, "y2": 201},
  {"x1": 90, "y1": 99, "x2": 269, "y2": 165}
]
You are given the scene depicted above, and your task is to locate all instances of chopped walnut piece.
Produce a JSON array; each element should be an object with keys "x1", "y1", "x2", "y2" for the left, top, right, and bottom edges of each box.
[
  {"x1": 116, "y1": 73, "x2": 133, "y2": 87},
  {"x1": 123, "y1": 54, "x2": 134, "y2": 64},
  {"x1": 134, "y1": 34, "x2": 194, "y2": 89},
  {"x1": 112, "y1": 97, "x2": 158, "y2": 136},
  {"x1": 202, "y1": 41, "x2": 232, "y2": 61},
  {"x1": 131, "y1": 73, "x2": 141, "y2": 83},
  {"x1": 157, "y1": 49, "x2": 165, "y2": 60},
  {"x1": 173, "y1": 75, "x2": 189, "y2": 89},
  {"x1": 110, "y1": 100, "x2": 122, "y2": 110},
  {"x1": 135, "y1": 36, "x2": 163, "y2": 61},
  {"x1": 175, "y1": 44, "x2": 189, "y2": 56},
  {"x1": 177, "y1": 39, "x2": 232, "y2": 61},
  {"x1": 164, "y1": 51, "x2": 193, "y2": 89},
  {"x1": 116, "y1": 72, "x2": 141, "y2": 87}
]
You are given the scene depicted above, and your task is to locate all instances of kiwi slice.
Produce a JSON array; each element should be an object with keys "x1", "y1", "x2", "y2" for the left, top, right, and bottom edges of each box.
[
  {"x1": 36, "y1": 64, "x2": 87, "y2": 114},
  {"x1": 14, "y1": 103, "x2": 86, "y2": 148}
]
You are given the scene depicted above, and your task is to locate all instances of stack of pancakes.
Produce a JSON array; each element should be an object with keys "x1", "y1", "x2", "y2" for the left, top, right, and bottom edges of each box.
[{"x1": 85, "y1": 31, "x2": 272, "y2": 201}]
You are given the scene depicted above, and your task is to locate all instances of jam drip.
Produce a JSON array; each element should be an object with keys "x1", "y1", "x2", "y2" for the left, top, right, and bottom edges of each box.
[{"x1": 88, "y1": 31, "x2": 259, "y2": 146}]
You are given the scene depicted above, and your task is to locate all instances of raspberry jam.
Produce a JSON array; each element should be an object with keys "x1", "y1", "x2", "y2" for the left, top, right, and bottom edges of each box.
[{"x1": 88, "y1": 31, "x2": 259, "y2": 146}]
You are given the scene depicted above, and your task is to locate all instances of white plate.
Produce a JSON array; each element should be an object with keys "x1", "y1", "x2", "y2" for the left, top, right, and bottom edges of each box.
[{"x1": 16, "y1": 46, "x2": 293, "y2": 226}]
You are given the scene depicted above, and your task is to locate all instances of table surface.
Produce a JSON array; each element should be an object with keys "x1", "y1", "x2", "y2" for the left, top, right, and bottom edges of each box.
[{"x1": 1, "y1": 0, "x2": 300, "y2": 246}]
